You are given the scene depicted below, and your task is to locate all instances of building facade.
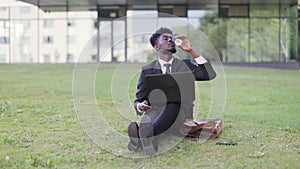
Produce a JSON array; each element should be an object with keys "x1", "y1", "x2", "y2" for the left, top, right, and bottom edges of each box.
[{"x1": 0, "y1": 0, "x2": 299, "y2": 63}]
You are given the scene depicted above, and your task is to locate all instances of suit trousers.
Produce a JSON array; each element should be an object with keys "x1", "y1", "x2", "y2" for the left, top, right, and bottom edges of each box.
[{"x1": 140, "y1": 103, "x2": 186, "y2": 136}]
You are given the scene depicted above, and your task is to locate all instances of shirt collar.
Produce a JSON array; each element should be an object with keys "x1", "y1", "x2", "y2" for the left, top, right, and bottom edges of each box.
[{"x1": 158, "y1": 57, "x2": 174, "y2": 67}]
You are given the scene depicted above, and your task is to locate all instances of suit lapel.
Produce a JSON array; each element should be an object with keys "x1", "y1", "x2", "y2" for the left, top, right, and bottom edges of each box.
[
  {"x1": 172, "y1": 57, "x2": 180, "y2": 73},
  {"x1": 152, "y1": 60, "x2": 162, "y2": 74},
  {"x1": 173, "y1": 57, "x2": 191, "y2": 72}
]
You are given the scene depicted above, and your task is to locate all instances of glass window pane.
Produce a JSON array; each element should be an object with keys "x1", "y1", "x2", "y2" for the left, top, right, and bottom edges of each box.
[
  {"x1": 250, "y1": 5, "x2": 279, "y2": 17},
  {"x1": 20, "y1": 19, "x2": 30, "y2": 29},
  {"x1": 43, "y1": 54, "x2": 51, "y2": 63},
  {"x1": 40, "y1": 19, "x2": 67, "y2": 63},
  {"x1": 43, "y1": 20, "x2": 53, "y2": 28},
  {"x1": 99, "y1": 21, "x2": 112, "y2": 62},
  {"x1": 0, "y1": 0, "x2": 8, "y2": 19},
  {"x1": 0, "y1": 20, "x2": 9, "y2": 28},
  {"x1": 43, "y1": 36, "x2": 53, "y2": 44},
  {"x1": 10, "y1": 2, "x2": 38, "y2": 19},
  {"x1": 250, "y1": 18, "x2": 279, "y2": 62},
  {"x1": 67, "y1": 20, "x2": 75, "y2": 27},
  {"x1": 279, "y1": 18, "x2": 298, "y2": 62},
  {"x1": 66, "y1": 53, "x2": 74, "y2": 63},
  {"x1": 188, "y1": 10, "x2": 210, "y2": 28},
  {"x1": 126, "y1": 15, "x2": 157, "y2": 63},
  {"x1": 10, "y1": 20, "x2": 38, "y2": 63},
  {"x1": 0, "y1": 41, "x2": 9, "y2": 63},
  {"x1": 113, "y1": 20, "x2": 125, "y2": 62},
  {"x1": 20, "y1": 6, "x2": 31, "y2": 13},
  {"x1": 0, "y1": 53, "x2": 6, "y2": 63},
  {"x1": 226, "y1": 18, "x2": 249, "y2": 62},
  {"x1": 281, "y1": 4, "x2": 295, "y2": 17},
  {"x1": 125, "y1": 12, "x2": 157, "y2": 62},
  {"x1": 67, "y1": 35, "x2": 75, "y2": 44},
  {"x1": 1, "y1": 18, "x2": 9, "y2": 63},
  {"x1": 67, "y1": 18, "x2": 97, "y2": 63},
  {"x1": 0, "y1": 36, "x2": 9, "y2": 43},
  {"x1": 198, "y1": 11, "x2": 220, "y2": 61},
  {"x1": 158, "y1": 17, "x2": 188, "y2": 31},
  {"x1": 0, "y1": 5, "x2": 8, "y2": 19}
]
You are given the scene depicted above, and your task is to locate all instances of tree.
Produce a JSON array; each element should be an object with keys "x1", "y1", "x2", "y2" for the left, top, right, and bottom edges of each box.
[{"x1": 199, "y1": 12, "x2": 227, "y2": 61}]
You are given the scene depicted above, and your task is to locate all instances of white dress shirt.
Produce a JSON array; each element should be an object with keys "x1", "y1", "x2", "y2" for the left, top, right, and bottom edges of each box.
[
  {"x1": 158, "y1": 57, "x2": 174, "y2": 74},
  {"x1": 158, "y1": 55, "x2": 207, "y2": 74}
]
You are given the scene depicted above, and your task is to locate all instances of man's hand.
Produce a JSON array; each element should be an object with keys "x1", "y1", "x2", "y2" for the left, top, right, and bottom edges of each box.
[
  {"x1": 137, "y1": 100, "x2": 152, "y2": 112},
  {"x1": 176, "y1": 36, "x2": 192, "y2": 52},
  {"x1": 176, "y1": 36, "x2": 200, "y2": 59}
]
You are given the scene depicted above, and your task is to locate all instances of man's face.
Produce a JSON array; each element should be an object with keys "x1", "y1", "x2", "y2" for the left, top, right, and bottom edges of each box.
[{"x1": 156, "y1": 33, "x2": 176, "y2": 54}]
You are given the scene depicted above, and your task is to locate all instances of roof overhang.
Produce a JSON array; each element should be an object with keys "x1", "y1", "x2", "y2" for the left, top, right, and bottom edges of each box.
[{"x1": 18, "y1": 0, "x2": 298, "y2": 12}]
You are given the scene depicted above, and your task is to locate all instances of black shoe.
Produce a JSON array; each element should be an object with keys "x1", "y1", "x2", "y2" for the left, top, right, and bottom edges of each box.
[
  {"x1": 127, "y1": 121, "x2": 141, "y2": 152},
  {"x1": 139, "y1": 123, "x2": 157, "y2": 156}
]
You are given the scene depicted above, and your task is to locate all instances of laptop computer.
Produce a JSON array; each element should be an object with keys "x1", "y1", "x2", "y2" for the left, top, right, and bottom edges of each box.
[{"x1": 145, "y1": 71, "x2": 195, "y2": 105}]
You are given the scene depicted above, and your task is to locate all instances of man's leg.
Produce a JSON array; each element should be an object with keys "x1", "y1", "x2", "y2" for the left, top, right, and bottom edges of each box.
[
  {"x1": 139, "y1": 109, "x2": 161, "y2": 156},
  {"x1": 152, "y1": 103, "x2": 181, "y2": 135},
  {"x1": 139, "y1": 103, "x2": 182, "y2": 156},
  {"x1": 127, "y1": 121, "x2": 140, "y2": 151}
]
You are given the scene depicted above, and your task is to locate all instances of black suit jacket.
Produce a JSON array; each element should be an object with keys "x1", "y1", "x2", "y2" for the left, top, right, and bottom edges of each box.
[{"x1": 134, "y1": 57, "x2": 216, "y2": 117}]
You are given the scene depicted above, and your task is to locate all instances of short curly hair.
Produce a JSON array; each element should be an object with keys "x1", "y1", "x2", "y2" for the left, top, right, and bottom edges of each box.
[{"x1": 149, "y1": 27, "x2": 173, "y2": 47}]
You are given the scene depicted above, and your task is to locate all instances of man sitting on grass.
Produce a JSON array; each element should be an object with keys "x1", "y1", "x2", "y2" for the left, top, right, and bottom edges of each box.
[{"x1": 127, "y1": 27, "x2": 216, "y2": 156}]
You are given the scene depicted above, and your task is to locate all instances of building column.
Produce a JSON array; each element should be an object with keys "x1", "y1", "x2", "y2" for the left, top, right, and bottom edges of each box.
[{"x1": 298, "y1": 6, "x2": 300, "y2": 63}]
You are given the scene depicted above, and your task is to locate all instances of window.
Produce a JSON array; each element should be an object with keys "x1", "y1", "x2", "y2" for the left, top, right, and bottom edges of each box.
[
  {"x1": 0, "y1": 20, "x2": 9, "y2": 28},
  {"x1": 21, "y1": 20, "x2": 30, "y2": 29},
  {"x1": 21, "y1": 36, "x2": 30, "y2": 44},
  {"x1": 20, "y1": 54, "x2": 28, "y2": 62},
  {"x1": 43, "y1": 54, "x2": 50, "y2": 63},
  {"x1": 92, "y1": 36, "x2": 98, "y2": 47},
  {"x1": 0, "y1": 36, "x2": 9, "y2": 44},
  {"x1": 43, "y1": 36, "x2": 53, "y2": 44},
  {"x1": 20, "y1": 6, "x2": 31, "y2": 13},
  {"x1": 91, "y1": 55, "x2": 97, "y2": 61},
  {"x1": 43, "y1": 20, "x2": 53, "y2": 28},
  {"x1": 67, "y1": 20, "x2": 75, "y2": 27},
  {"x1": 0, "y1": 53, "x2": 6, "y2": 63},
  {"x1": 68, "y1": 35, "x2": 76, "y2": 44},
  {"x1": 67, "y1": 53, "x2": 74, "y2": 63},
  {"x1": 0, "y1": 7, "x2": 7, "y2": 12},
  {"x1": 3, "y1": 20, "x2": 9, "y2": 28}
]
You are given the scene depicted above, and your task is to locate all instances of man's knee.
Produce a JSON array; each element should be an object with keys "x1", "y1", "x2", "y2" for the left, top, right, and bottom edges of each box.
[{"x1": 140, "y1": 114, "x2": 152, "y2": 124}]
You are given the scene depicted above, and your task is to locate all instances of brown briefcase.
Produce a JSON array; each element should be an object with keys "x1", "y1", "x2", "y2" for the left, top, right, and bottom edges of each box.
[{"x1": 180, "y1": 119, "x2": 222, "y2": 139}]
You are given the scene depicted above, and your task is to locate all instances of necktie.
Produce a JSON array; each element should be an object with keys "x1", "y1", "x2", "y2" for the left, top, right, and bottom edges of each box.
[{"x1": 164, "y1": 63, "x2": 171, "y2": 74}]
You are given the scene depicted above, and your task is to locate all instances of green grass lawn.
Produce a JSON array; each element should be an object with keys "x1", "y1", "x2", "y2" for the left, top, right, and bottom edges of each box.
[{"x1": 0, "y1": 64, "x2": 299, "y2": 168}]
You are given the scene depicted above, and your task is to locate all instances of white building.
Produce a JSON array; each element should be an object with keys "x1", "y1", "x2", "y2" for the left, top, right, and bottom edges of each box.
[
  {"x1": 0, "y1": 0, "x2": 210, "y2": 63},
  {"x1": 0, "y1": 0, "x2": 99, "y2": 63}
]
